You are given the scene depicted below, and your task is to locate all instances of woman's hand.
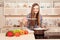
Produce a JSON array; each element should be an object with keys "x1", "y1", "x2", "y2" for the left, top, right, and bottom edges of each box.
[
  {"x1": 41, "y1": 25, "x2": 46, "y2": 28},
  {"x1": 18, "y1": 17, "x2": 28, "y2": 27},
  {"x1": 22, "y1": 17, "x2": 28, "y2": 27}
]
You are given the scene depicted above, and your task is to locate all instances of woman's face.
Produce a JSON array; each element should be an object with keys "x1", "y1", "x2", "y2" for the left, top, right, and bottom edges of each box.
[{"x1": 33, "y1": 5, "x2": 39, "y2": 14}]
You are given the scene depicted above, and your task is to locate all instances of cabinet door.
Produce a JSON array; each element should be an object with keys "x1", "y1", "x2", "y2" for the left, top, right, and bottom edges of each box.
[
  {"x1": 0, "y1": 14, "x2": 5, "y2": 28},
  {"x1": 54, "y1": 1, "x2": 60, "y2": 15}
]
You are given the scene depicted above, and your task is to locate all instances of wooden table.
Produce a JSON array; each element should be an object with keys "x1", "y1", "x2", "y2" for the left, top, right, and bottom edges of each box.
[{"x1": 34, "y1": 28, "x2": 47, "y2": 39}]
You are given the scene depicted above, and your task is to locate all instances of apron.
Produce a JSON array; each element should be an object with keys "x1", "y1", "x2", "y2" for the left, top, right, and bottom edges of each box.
[{"x1": 27, "y1": 14, "x2": 42, "y2": 30}]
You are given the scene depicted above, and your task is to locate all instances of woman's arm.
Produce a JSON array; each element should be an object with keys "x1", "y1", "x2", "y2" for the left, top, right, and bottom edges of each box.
[
  {"x1": 38, "y1": 15, "x2": 45, "y2": 28},
  {"x1": 40, "y1": 16, "x2": 46, "y2": 28}
]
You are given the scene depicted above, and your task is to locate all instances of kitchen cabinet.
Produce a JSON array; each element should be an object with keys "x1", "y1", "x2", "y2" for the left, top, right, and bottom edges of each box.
[{"x1": 3, "y1": 0, "x2": 60, "y2": 27}]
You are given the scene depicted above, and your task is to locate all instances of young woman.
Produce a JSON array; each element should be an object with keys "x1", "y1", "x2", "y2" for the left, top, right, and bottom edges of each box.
[{"x1": 27, "y1": 3, "x2": 43, "y2": 30}]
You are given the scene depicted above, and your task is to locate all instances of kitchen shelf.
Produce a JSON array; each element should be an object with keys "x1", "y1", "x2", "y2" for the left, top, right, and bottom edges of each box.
[
  {"x1": 42, "y1": 15, "x2": 60, "y2": 17},
  {"x1": 4, "y1": 15, "x2": 60, "y2": 17},
  {"x1": 4, "y1": 15, "x2": 26, "y2": 17},
  {"x1": 4, "y1": 2, "x2": 60, "y2": 16}
]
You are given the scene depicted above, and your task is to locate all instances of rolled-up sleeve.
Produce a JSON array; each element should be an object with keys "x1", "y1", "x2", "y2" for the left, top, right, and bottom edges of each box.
[{"x1": 26, "y1": 14, "x2": 30, "y2": 28}]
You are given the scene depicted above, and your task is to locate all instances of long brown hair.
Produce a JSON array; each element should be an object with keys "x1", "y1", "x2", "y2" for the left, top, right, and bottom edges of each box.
[{"x1": 30, "y1": 3, "x2": 40, "y2": 27}]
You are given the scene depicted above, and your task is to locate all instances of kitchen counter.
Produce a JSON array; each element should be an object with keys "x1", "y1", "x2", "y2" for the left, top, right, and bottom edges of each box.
[
  {"x1": 44, "y1": 27, "x2": 60, "y2": 39},
  {"x1": 0, "y1": 33, "x2": 35, "y2": 40},
  {"x1": 0, "y1": 28, "x2": 35, "y2": 40}
]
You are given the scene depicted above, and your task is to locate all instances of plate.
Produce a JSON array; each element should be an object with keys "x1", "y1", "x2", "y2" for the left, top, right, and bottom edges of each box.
[{"x1": 34, "y1": 27, "x2": 48, "y2": 30}]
